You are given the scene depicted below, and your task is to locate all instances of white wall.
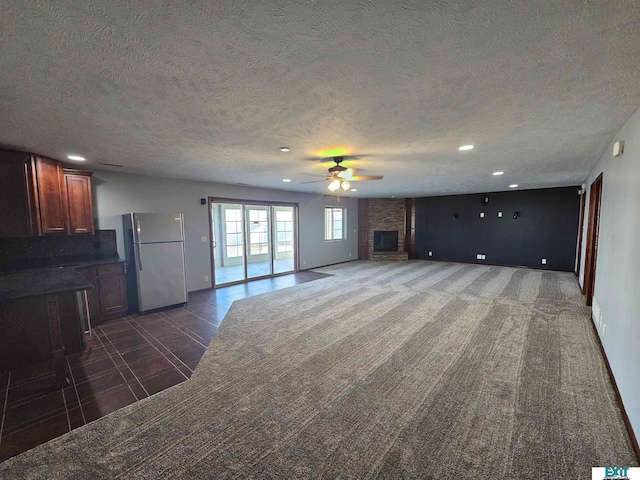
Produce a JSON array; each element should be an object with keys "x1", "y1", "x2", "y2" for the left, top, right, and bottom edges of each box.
[
  {"x1": 578, "y1": 107, "x2": 640, "y2": 438},
  {"x1": 90, "y1": 171, "x2": 358, "y2": 291}
]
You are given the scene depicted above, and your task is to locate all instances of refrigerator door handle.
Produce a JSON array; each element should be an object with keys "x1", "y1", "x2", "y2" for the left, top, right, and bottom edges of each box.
[
  {"x1": 135, "y1": 216, "x2": 141, "y2": 244},
  {"x1": 136, "y1": 243, "x2": 143, "y2": 271}
]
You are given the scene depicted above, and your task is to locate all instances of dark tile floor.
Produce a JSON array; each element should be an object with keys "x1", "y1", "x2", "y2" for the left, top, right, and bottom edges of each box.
[{"x1": 0, "y1": 270, "x2": 331, "y2": 462}]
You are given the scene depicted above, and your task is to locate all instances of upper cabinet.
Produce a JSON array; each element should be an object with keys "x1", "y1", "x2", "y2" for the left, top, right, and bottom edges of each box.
[
  {"x1": 34, "y1": 156, "x2": 67, "y2": 234},
  {"x1": 0, "y1": 149, "x2": 94, "y2": 237},
  {"x1": 64, "y1": 169, "x2": 94, "y2": 235},
  {"x1": 0, "y1": 150, "x2": 34, "y2": 237}
]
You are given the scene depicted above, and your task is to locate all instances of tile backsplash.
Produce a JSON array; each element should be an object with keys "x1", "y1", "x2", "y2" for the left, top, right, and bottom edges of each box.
[{"x1": 0, "y1": 230, "x2": 118, "y2": 270}]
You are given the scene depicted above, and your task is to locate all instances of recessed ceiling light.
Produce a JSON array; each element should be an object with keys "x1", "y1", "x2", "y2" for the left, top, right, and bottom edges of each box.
[
  {"x1": 458, "y1": 145, "x2": 474, "y2": 151},
  {"x1": 351, "y1": 189, "x2": 357, "y2": 192},
  {"x1": 282, "y1": 178, "x2": 291, "y2": 182},
  {"x1": 280, "y1": 147, "x2": 290, "y2": 152},
  {"x1": 493, "y1": 171, "x2": 504, "y2": 176},
  {"x1": 509, "y1": 184, "x2": 519, "y2": 188},
  {"x1": 67, "y1": 155, "x2": 86, "y2": 161}
]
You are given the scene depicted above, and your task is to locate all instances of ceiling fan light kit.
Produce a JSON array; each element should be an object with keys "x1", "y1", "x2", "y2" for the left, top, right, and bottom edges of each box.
[
  {"x1": 328, "y1": 179, "x2": 342, "y2": 191},
  {"x1": 322, "y1": 156, "x2": 383, "y2": 192}
]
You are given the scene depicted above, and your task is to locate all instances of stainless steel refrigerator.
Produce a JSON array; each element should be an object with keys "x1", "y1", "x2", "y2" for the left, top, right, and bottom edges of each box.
[{"x1": 123, "y1": 213, "x2": 188, "y2": 313}]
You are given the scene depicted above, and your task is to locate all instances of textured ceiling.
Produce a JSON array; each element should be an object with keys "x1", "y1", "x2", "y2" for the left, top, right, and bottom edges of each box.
[{"x1": 1, "y1": 1, "x2": 640, "y2": 197}]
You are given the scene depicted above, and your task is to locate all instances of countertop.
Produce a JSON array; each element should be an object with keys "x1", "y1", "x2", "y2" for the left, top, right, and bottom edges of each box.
[
  {"x1": 55, "y1": 257, "x2": 126, "y2": 269},
  {"x1": 0, "y1": 266, "x2": 94, "y2": 301},
  {"x1": 0, "y1": 256, "x2": 125, "y2": 301},
  {"x1": 0, "y1": 255, "x2": 125, "y2": 273}
]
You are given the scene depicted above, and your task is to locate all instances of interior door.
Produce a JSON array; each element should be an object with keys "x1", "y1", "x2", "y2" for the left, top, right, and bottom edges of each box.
[
  {"x1": 246, "y1": 205, "x2": 272, "y2": 279},
  {"x1": 211, "y1": 202, "x2": 246, "y2": 286},
  {"x1": 584, "y1": 174, "x2": 603, "y2": 306}
]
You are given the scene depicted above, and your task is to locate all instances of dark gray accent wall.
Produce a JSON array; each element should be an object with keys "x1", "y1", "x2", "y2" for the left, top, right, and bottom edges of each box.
[{"x1": 414, "y1": 186, "x2": 581, "y2": 271}]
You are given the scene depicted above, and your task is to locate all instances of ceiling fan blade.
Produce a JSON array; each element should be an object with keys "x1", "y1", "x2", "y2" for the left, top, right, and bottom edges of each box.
[
  {"x1": 351, "y1": 175, "x2": 384, "y2": 181},
  {"x1": 300, "y1": 179, "x2": 328, "y2": 184},
  {"x1": 302, "y1": 154, "x2": 374, "y2": 162}
]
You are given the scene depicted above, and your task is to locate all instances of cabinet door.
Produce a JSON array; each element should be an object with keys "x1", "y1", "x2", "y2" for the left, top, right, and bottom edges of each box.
[
  {"x1": 0, "y1": 150, "x2": 36, "y2": 237},
  {"x1": 64, "y1": 172, "x2": 94, "y2": 234},
  {"x1": 98, "y1": 274, "x2": 128, "y2": 317},
  {"x1": 34, "y1": 156, "x2": 67, "y2": 234}
]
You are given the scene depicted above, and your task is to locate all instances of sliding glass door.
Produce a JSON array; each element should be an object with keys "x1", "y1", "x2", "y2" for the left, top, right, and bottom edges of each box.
[
  {"x1": 273, "y1": 206, "x2": 295, "y2": 274},
  {"x1": 246, "y1": 205, "x2": 271, "y2": 280},
  {"x1": 210, "y1": 200, "x2": 297, "y2": 287},
  {"x1": 211, "y1": 202, "x2": 246, "y2": 285}
]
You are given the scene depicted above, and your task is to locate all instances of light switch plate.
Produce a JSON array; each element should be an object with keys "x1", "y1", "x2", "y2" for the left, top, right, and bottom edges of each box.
[
  {"x1": 498, "y1": 212, "x2": 503, "y2": 217},
  {"x1": 480, "y1": 212, "x2": 485, "y2": 218}
]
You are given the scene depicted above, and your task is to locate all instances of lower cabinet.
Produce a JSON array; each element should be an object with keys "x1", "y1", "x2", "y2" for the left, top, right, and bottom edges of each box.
[
  {"x1": 0, "y1": 291, "x2": 84, "y2": 371},
  {"x1": 77, "y1": 262, "x2": 128, "y2": 326}
]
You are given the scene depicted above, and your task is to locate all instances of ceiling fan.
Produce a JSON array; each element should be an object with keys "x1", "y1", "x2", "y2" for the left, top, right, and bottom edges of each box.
[{"x1": 303, "y1": 156, "x2": 383, "y2": 192}]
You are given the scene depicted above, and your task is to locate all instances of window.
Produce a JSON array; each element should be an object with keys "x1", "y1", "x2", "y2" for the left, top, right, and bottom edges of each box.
[
  {"x1": 325, "y1": 207, "x2": 346, "y2": 240},
  {"x1": 224, "y1": 208, "x2": 243, "y2": 258},
  {"x1": 276, "y1": 210, "x2": 294, "y2": 252}
]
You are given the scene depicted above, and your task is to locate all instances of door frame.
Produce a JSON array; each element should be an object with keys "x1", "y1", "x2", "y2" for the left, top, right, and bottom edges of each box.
[
  {"x1": 575, "y1": 188, "x2": 586, "y2": 278},
  {"x1": 208, "y1": 197, "x2": 299, "y2": 288},
  {"x1": 583, "y1": 174, "x2": 603, "y2": 306}
]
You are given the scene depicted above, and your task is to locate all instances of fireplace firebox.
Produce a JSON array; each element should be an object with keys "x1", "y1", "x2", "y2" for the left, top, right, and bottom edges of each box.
[{"x1": 373, "y1": 231, "x2": 399, "y2": 252}]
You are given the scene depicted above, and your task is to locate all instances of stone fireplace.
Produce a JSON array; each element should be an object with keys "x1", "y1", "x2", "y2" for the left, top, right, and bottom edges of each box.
[{"x1": 361, "y1": 198, "x2": 409, "y2": 261}]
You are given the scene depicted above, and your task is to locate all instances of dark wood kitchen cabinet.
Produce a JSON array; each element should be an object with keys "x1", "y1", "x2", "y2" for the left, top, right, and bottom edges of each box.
[
  {"x1": 77, "y1": 262, "x2": 128, "y2": 325},
  {"x1": 0, "y1": 292, "x2": 85, "y2": 380},
  {"x1": 64, "y1": 169, "x2": 95, "y2": 235},
  {"x1": 0, "y1": 150, "x2": 35, "y2": 237},
  {"x1": 0, "y1": 148, "x2": 94, "y2": 237},
  {"x1": 35, "y1": 156, "x2": 67, "y2": 234}
]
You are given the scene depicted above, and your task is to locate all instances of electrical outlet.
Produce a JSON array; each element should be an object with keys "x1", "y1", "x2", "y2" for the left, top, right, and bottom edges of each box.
[
  {"x1": 303, "y1": 260, "x2": 306, "y2": 265},
  {"x1": 428, "y1": 251, "x2": 433, "y2": 257},
  {"x1": 542, "y1": 258, "x2": 547, "y2": 265},
  {"x1": 498, "y1": 211, "x2": 503, "y2": 218},
  {"x1": 602, "y1": 323, "x2": 606, "y2": 338},
  {"x1": 204, "y1": 275, "x2": 209, "y2": 282},
  {"x1": 349, "y1": 252, "x2": 352, "y2": 257},
  {"x1": 200, "y1": 236, "x2": 207, "y2": 243},
  {"x1": 480, "y1": 212, "x2": 485, "y2": 218}
]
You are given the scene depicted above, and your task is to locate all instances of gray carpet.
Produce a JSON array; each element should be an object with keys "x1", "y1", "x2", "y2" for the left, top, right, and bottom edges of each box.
[{"x1": 1, "y1": 261, "x2": 637, "y2": 479}]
